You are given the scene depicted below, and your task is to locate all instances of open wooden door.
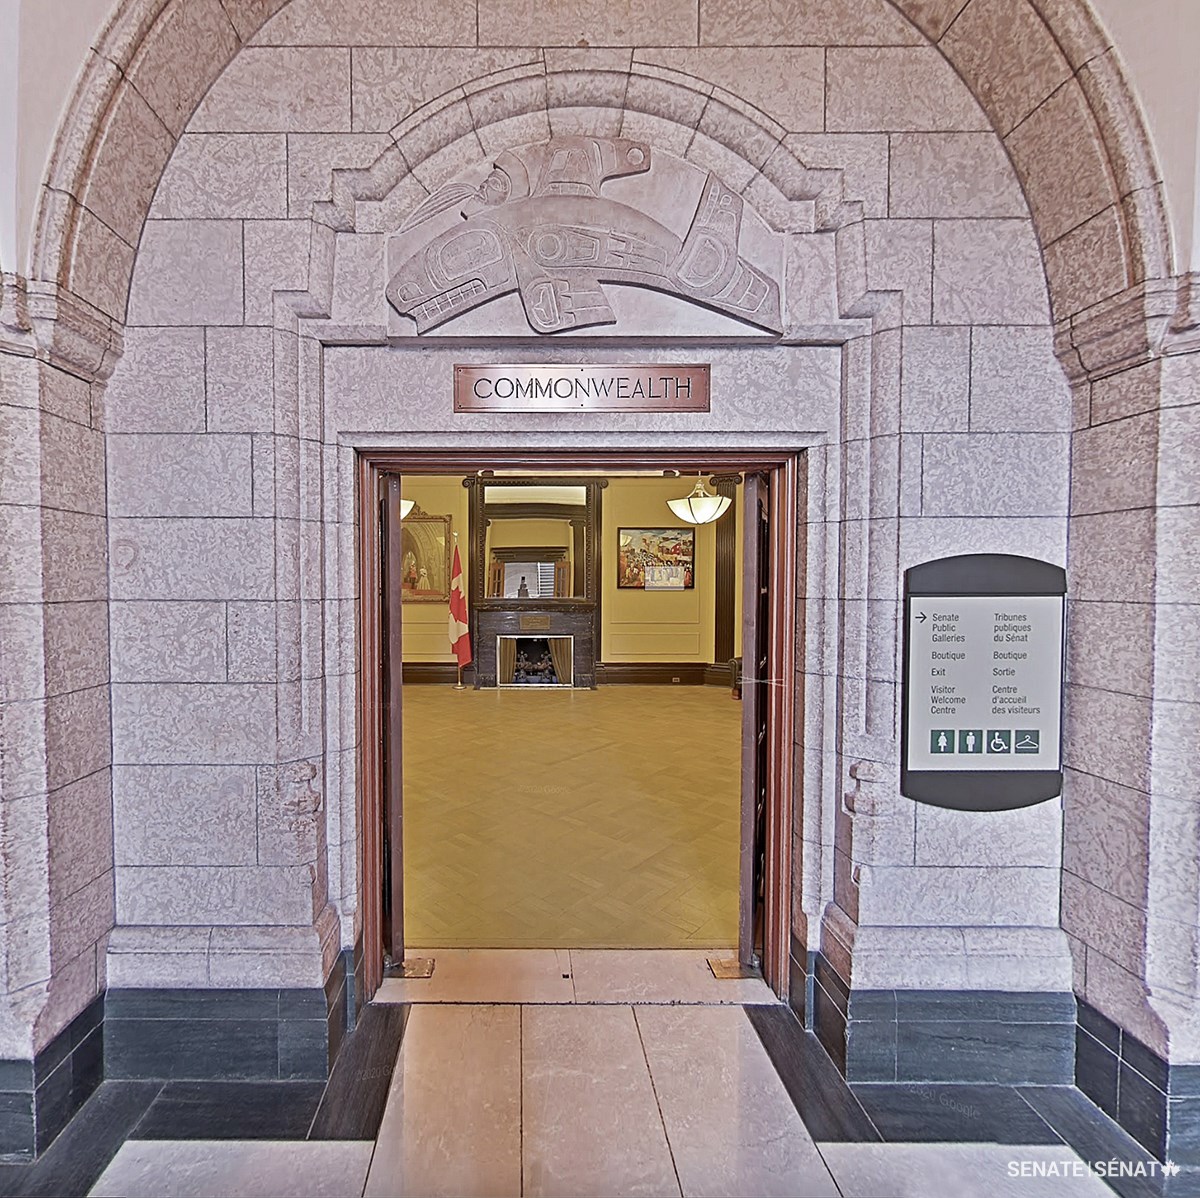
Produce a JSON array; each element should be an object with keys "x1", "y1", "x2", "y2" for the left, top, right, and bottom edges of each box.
[
  {"x1": 739, "y1": 472, "x2": 770, "y2": 970},
  {"x1": 380, "y1": 473, "x2": 405, "y2": 966},
  {"x1": 738, "y1": 462, "x2": 798, "y2": 993}
]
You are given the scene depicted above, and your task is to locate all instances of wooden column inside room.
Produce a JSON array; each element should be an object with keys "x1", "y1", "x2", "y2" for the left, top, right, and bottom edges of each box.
[{"x1": 356, "y1": 449, "x2": 801, "y2": 999}]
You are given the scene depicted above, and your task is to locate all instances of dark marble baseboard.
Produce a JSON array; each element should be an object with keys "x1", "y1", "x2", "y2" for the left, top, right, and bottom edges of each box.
[
  {"x1": 104, "y1": 987, "x2": 331, "y2": 1083},
  {"x1": 106, "y1": 951, "x2": 357, "y2": 1087},
  {"x1": 325, "y1": 952, "x2": 350, "y2": 1073},
  {"x1": 0, "y1": 996, "x2": 104, "y2": 1161},
  {"x1": 0, "y1": 948, "x2": 362, "y2": 1163},
  {"x1": 351, "y1": 936, "x2": 365, "y2": 1030},
  {"x1": 309, "y1": 1003, "x2": 409, "y2": 1140},
  {"x1": 785, "y1": 933, "x2": 812, "y2": 1029},
  {"x1": 745, "y1": 1004, "x2": 879, "y2": 1143},
  {"x1": 811, "y1": 951, "x2": 850, "y2": 1074},
  {"x1": 133, "y1": 1080, "x2": 327, "y2": 1141},
  {"x1": 753, "y1": 1001, "x2": 1192, "y2": 1195},
  {"x1": 1076, "y1": 998, "x2": 1200, "y2": 1169},
  {"x1": 806, "y1": 952, "x2": 1075, "y2": 1085}
]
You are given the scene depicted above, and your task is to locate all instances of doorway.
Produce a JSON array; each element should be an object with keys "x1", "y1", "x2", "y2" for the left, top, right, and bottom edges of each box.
[{"x1": 357, "y1": 451, "x2": 799, "y2": 1003}]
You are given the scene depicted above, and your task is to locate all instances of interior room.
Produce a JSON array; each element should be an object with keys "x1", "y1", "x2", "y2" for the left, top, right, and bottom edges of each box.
[{"x1": 398, "y1": 472, "x2": 746, "y2": 951}]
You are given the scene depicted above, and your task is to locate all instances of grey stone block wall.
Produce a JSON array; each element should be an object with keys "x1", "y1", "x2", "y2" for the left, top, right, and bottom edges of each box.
[{"x1": 0, "y1": 0, "x2": 1198, "y2": 1164}]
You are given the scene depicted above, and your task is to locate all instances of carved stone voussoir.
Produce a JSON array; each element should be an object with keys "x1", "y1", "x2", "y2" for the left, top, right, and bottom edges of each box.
[{"x1": 385, "y1": 135, "x2": 784, "y2": 336}]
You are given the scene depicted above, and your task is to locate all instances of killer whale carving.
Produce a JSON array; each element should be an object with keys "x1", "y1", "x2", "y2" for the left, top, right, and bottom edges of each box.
[{"x1": 386, "y1": 136, "x2": 783, "y2": 335}]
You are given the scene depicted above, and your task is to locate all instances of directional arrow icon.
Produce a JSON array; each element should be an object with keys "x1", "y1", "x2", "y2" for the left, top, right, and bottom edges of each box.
[{"x1": 915, "y1": 611, "x2": 928, "y2": 623}]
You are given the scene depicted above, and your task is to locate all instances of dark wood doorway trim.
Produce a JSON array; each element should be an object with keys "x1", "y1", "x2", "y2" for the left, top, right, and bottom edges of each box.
[
  {"x1": 356, "y1": 448, "x2": 801, "y2": 1001},
  {"x1": 380, "y1": 475, "x2": 406, "y2": 965},
  {"x1": 765, "y1": 455, "x2": 799, "y2": 990}
]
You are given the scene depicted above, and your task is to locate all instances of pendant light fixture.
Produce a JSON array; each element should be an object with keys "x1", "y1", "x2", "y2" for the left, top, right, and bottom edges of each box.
[
  {"x1": 667, "y1": 474, "x2": 732, "y2": 525},
  {"x1": 399, "y1": 498, "x2": 415, "y2": 518}
]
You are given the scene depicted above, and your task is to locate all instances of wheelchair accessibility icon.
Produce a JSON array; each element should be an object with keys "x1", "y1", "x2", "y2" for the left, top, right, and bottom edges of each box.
[{"x1": 987, "y1": 730, "x2": 1012, "y2": 753}]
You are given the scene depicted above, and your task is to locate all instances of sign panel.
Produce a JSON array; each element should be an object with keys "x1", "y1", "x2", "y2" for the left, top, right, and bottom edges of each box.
[
  {"x1": 901, "y1": 553, "x2": 1066, "y2": 812},
  {"x1": 905, "y1": 595, "x2": 1063, "y2": 772},
  {"x1": 454, "y1": 364, "x2": 710, "y2": 413}
]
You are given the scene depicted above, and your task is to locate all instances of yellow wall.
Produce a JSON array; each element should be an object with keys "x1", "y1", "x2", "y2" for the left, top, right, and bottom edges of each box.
[
  {"x1": 601, "y1": 477, "x2": 721, "y2": 663},
  {"x1": 400, "y1": 474, "x2": 741, "y2": 664},
  {"x1": 401, "y1": 475, "x2": 469, "y2": 662}
]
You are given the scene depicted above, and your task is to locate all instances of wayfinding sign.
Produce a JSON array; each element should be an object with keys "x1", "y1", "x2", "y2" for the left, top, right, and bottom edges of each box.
[{"x1": 901, "y1": 554, "x2": 1065, "y2": 811}]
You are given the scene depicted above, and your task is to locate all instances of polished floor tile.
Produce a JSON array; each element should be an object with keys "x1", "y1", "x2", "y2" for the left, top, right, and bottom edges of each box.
[
  {"x1": 403, "y1": 686, "x2": 741, "y2": 949},
  {"x1": 373, "y1": 948, "x2": 574, "y2": 1004},
  {"x1": 571, "y1": 949, "x2": 774, "y2": 1005},
  {"x1": 818, "y1": 1142, "x2": 1115, "y2": 1196},
  {"x1": 88, "y1": 1140, "x2": 372, "y2": 1197},
  {"x1": 522, "y1": 1006, "x2": 680, "y2": 1197},
  {"x1": 636, "y1": 1006, "x2": 839, "y2": 1197},
  {"x1": 364, "y1": 1005, "x2": 520, "y2": 1198}
]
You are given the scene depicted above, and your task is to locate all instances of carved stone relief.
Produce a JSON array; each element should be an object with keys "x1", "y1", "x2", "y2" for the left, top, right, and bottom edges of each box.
[{"x1": 385, "y1": 136, "x2": 783, "y2": 335}]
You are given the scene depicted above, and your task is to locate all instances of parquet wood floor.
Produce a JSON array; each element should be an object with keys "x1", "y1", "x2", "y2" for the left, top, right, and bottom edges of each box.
[{"x1": 402, "y1": 685, "x2": 742, "y2": 949}]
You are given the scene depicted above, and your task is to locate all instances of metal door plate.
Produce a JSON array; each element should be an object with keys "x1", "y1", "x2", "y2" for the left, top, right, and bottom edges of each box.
[
  {"x1": 708, "y1": 956, "x2": 760, "y2": 980},
  {"x1": 384, "y1": 957, "x2": 436, "y2": 979}
]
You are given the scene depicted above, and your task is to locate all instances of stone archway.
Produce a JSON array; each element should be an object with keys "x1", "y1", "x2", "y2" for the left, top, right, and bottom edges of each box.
[
  {"x1": 97, "y1": 33, "x2": 1068, "y2": 1049},
  {"x1": 10, "y1": 0, "x2": 1175, "y2": 374},
  {"x1": 2, "y1": 0, "x2": 1198, "y2": 1170}
]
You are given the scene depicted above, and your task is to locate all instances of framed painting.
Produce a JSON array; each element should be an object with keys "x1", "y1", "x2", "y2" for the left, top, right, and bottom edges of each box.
[
  {"x1": 617, "y1": 527, "x2": 696, "y2": 590},
  {"x1": 400, "y1": 505, "x2": 452, "y2": 602}
]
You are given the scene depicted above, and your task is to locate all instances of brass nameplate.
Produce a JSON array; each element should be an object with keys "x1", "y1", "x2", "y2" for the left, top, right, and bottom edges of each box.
[
  {"x1": 519, "y1": 615, "x2": 553, "y2": 633},
  {"x1": 455, "y1": 364, "x2": 709, "y2": 413}
]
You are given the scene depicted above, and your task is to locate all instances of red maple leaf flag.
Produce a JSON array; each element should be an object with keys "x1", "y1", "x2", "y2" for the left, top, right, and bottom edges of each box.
[{"x1": 448, "y1": 541, "x2": 472, "y2": 667}]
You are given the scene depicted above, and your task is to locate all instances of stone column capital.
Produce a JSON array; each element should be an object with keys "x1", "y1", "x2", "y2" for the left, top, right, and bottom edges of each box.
[
  {"x1": 1055, "y1": 273, "x2": 1200, "y2": 385},
  {"x1": 0, "y1": 273, "x2": 123, "y2": 383}
]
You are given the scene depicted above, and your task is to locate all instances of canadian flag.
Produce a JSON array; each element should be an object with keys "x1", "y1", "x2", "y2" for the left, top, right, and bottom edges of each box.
[{"x1": 448, "y1": 541, "x2": 472, "y2": 667}]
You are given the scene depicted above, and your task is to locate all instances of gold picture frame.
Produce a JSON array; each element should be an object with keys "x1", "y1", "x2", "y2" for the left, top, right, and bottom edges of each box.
[{"x1": 400, "y1": 505, "x2": 452, "y2": 603}]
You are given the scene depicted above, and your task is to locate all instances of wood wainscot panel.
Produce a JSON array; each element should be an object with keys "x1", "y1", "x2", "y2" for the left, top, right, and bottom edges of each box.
[
  {"x1": 704, "y1": 661, "x2": 737, "y2": 688},
  {"x1": 402, "y1": 663, "x2": 477, "y2": 684},
  {"x1": 595, "y1": 662, "x2": 711, "y2": 685}
]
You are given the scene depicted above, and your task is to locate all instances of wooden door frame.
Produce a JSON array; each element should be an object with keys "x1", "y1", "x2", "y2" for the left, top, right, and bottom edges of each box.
[
  {"x1": 739, "y1": 471, "x2": 765, "y2": 968},
  {"x1": 381, "y1": 475, "x2": 407, "y2": 963},
  {"x1": 356, "y1": 448, "x2": 800, "y2": 1000}
]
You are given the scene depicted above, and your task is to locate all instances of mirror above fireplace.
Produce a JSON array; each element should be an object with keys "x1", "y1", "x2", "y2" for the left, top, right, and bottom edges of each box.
[{"x1": 465, "y1": 476, "x2": 604, "y2": 688}]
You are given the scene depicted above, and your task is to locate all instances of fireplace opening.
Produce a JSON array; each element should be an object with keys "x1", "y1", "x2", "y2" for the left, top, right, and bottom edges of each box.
[{"x1": 496, "y1": 635, "x2": 574, "y2": 688}]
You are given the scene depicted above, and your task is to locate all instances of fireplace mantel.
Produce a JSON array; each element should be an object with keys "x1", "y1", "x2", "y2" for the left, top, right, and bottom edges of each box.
[{"x1": 474, "y1": 602, "x2": 597, "y2": 688}]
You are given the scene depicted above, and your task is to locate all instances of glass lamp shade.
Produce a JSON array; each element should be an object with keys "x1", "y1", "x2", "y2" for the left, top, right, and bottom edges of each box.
[
  {"x1": 666, "y1": 479, "x2": 732, "y2": 525},
  {"x1": 398, "y1": 498, "x2": 415, "y2": 518}
]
